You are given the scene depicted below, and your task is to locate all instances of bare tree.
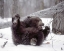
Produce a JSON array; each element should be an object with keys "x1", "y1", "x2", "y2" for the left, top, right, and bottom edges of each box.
[{"x1": 0, "y1": 0, "x2": 4, "y2": 18}]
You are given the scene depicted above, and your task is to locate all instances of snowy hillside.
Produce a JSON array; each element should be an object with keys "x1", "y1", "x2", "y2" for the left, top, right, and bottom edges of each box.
[{"x1": 0, "y1": 18, "x2": 64, "y2": 51}]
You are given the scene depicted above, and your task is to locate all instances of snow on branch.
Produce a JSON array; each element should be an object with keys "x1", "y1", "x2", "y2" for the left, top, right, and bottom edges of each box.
[{"x1": 29, "y1": 1, "x2": 64, "y2": 18}]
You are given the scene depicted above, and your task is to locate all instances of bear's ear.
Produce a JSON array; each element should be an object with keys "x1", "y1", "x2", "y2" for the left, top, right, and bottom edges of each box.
[{"x1": 15, "y1": 14, "x2": 20, "y2": 19}]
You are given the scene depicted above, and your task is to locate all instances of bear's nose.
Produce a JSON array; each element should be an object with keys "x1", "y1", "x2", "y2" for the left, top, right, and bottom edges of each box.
[{"x1": 38, "y1": 21, "x2": 44, "y2": 26}]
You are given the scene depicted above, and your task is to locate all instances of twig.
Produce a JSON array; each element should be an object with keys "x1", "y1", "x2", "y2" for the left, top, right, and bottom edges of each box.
[
  {"x1": 1, "y1": 41, "x2": 8, "y2": 48},
  {"x1": 61, "y1": 47, "x2": 63, "y2": 50}
]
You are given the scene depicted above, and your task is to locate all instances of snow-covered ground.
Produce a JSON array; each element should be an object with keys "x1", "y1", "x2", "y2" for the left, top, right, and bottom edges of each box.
[{"x1": 0, "y1": 18, "x2": 64, "y2": 51}]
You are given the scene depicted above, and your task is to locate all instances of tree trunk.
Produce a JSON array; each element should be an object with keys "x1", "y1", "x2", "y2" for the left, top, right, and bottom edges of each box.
[
  {"x1": 4, "y1": 0, "x2": 13, "y2": 18},
  {"x1": 0, "y1": 0, "x2": 4, "y2": 18},
  {"x1": 52, "y1": 10, "x2": 64, "y2": 34},
  {"x1": 12, "y1": 0, "x2": 19, "y2": 17}
]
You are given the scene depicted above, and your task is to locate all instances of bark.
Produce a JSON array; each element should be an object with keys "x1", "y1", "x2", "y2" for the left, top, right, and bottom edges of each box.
[{"x1": 52, "y1": 10, "x2": 64, "y2": 34}]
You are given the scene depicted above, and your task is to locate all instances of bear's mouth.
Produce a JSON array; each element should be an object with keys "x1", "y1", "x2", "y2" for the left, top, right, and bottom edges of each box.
[{"x1": 38, "y1": 21, "x2": 44, "y2": 26}]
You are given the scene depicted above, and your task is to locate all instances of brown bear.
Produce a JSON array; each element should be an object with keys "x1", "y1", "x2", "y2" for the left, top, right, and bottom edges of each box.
[{"x1": 11, "y1": 14, "x2": 50, "y2": 46}]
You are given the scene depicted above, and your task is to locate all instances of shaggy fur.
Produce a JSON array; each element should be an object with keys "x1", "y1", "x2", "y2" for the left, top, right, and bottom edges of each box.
[
  {"x1": 11, "y1": 14, "x2": 50, "y2": 46},
  {"x1": 23, "y1": 16, "x2": 44, "y2": 30}
]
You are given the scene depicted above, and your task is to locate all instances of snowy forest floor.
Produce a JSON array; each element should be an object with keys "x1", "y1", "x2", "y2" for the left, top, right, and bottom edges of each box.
[{"x1": 0, "y1": 18, "x2": 64, "y2": 51}]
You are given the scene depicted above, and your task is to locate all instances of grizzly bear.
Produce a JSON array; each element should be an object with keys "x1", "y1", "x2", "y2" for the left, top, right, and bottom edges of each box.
[{"x1": 11, "y1": 14, "x2": 50, "y2": 46}]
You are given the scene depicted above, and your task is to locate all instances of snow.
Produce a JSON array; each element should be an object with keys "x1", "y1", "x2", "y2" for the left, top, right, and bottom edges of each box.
[
  {"x1": 0, "y1": 18, "x2": 11, "y2": 23},
  {"x1": 0, "y1": 18, "x2": 64, "y2": 51}
]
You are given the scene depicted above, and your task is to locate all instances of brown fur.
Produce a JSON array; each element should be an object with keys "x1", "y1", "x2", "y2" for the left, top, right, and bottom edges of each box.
[{"x1": 11, "y1": 14, "x2": 50, "y2": 46}]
